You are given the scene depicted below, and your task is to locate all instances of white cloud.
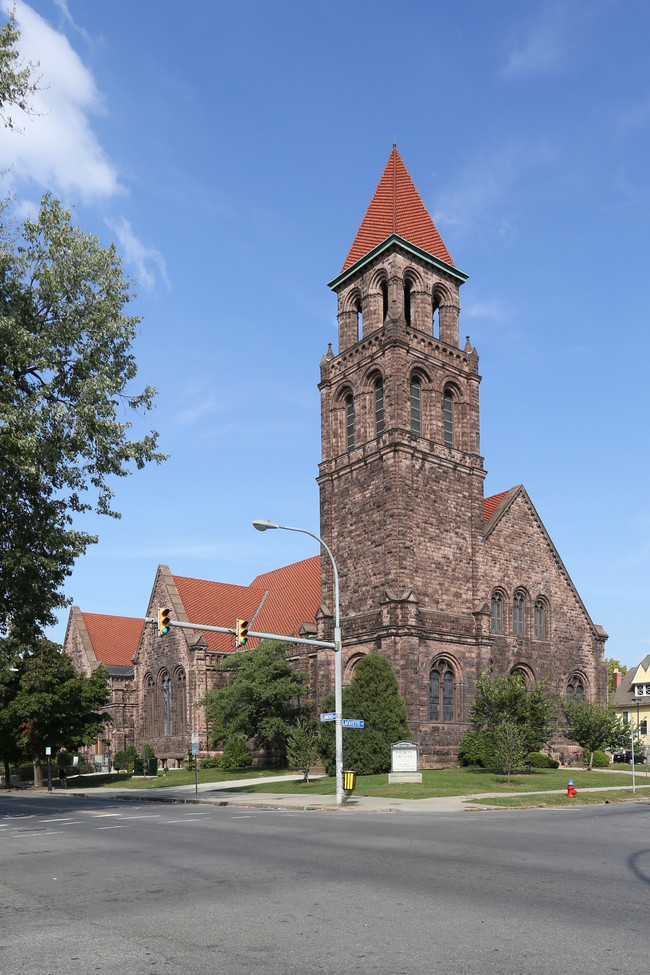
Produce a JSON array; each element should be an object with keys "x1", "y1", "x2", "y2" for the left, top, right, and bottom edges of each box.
[
  {"x1": 0, "y1": 0, "x2": 120, "y2": 202},
  {"x1": 499, "y1": 6, "x2": 568, "y2": 79},
  {"x1": 433, "y1": 139, "x2": 556, "y2": 240},
  {"x1": 105, "y1": 216, "x2": 169, "y2": 291}
]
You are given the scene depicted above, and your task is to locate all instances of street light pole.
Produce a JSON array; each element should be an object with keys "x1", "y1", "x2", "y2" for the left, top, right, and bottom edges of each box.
[{"x1": 253, "y1": 519, "x2": 344, "y2": 807}]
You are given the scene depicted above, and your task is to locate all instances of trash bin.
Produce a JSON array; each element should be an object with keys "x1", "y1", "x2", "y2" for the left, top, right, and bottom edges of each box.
[
  {"x1": 147, "y1": 758, "x2": 158, "y2": 776},
  {"x1": 133, "y1": 757, "x2": 144, "y2": 775},
  {"x1": 343, "y1": 770, "x2": 356, "y2": 791}
]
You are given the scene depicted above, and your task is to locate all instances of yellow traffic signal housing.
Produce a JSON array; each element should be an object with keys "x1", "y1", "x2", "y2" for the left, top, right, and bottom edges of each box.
[
  {"x1": 235, "y1": 618, "x2": 249, "y2": 646},
  {"x1": 158, "y1": 607, "x2": 171, "y2": 636}
]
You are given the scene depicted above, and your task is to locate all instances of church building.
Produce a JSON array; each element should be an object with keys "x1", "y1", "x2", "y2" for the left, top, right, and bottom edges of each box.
[
  {"x1": 64, "y1": 146, "x2": 608, "y2": 768},
  {"x1": 313, "y1": 145, "x2": 608, "y2": 765}
]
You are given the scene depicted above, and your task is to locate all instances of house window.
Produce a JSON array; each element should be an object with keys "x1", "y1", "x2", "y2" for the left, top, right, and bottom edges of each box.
[
  {"x1": 429, "y1": 659, "x2": 455, "y2": 722},
  {"x1": 410, "y1": 377, "x2": 421, "y2": 435},
  {"x1": 566, "y1": 674, "x2": 585, "y2": 703},
  {"x1": 443, "y1": 389, "x2": 454, "y2": 446},
  {"x1": 534, "y1": 599, "x2": 545, "y2": 640},
  {"x1": 622, "y1": 710, "x2": 629, "y2": 725},
  {"x1": 639, "y1": 719, "x2": 648, "y2": 736},
  {"x1": 375, "y1": 377, "x2": 384, "y2": 436},
  {"x1": 346, "y1": 395, "x2": 355, "y2": 450},
  {"x1": 491, "y1": 593, "x2": 502, "y2": 634},
  {"x1": 513, "y1": 592, "x2": 524, "y2": 637}
]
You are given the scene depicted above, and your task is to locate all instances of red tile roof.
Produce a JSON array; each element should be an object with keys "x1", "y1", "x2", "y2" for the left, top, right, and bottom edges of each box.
[
  {"x1": 341, "y1": 144, "x2": 455, "y2": 273},
  {"x1": 81, "y1": 613, "x2": 143, "y2": 667},
  {"x1": 484, "y1": 491, "x2": 510, "y2": 522},
  {"x1": 173, "y1": 555, "x2": 321, "y2": 654}
]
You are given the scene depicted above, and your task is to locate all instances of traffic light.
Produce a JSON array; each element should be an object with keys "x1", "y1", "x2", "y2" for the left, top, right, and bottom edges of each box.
[
  {"x1": 235, "y1": 618, "x2": 249, "y2": 647},
  {"x1": 158, "y1": 607, "x2": 171, "y2": 636}
]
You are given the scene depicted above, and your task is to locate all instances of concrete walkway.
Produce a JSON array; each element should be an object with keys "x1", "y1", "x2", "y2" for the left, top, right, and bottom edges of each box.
[{"x1": 9, "y1": 770, "x2": 650, "y2": 814}]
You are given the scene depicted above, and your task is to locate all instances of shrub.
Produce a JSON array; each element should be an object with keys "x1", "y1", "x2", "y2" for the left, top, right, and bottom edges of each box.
[
  {"x1": 56, "y1": 749, "x2": 73, "y2": 767},
  {"x1": 141, "y1": 743, "x2": 155, "y2": 760},
  {"x1": 219, "y1": 736, "x2": 252, "y2": 770},
  {"x1": 200, "y1": 756, "x2": 222, "y2": 769},
  {"x1": 528, "y1": 751, "x2": 559, "y2": 769},
  {"x1": 458, "y1": 731, "x2": 487, "y2": 767},
  {"x1": 113, "y1": 749, "x2": 128, "y2": 771},
  {"x1": 592, "y1": 749, "x2": 610, "y2": 768}
]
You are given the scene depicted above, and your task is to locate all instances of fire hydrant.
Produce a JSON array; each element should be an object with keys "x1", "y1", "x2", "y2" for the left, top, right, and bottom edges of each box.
[{"x1": 567, "y1": 779, "x2": 577, "y2": 798}]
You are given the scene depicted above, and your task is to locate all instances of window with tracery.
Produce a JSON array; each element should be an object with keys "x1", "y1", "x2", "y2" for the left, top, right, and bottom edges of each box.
[
  {"x1": 145, "y1": 676, "x2": 155, "y2": 737},
  {"x1": 175, "y1": 670, "x2": 187, "y2": 736},
  {"x1": 513, "y1": 592, "x2": 525, "y2": 637},
  {"x1": 429, "y1": 659, "x2": 455, "y2": 722},
  {"x1": 491, "y1": 593, "x2": 502, "y2": 634},
  {"x1": 410, "y1": 377, "x2": 421, "y2": 435},
  {"x1": 566, "y1": 674, "x2": 585, "y2": 703},
  {"x1": 534, "y1": 599, "x2": 546, "y2": 640}
]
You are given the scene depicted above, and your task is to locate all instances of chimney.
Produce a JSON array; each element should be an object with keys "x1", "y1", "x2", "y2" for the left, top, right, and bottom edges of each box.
[{"x1": 612, "y1": 669, "x2": 623, "y2": 691}]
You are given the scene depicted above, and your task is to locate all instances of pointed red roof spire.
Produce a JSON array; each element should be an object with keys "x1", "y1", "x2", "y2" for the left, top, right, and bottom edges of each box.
[{"x1": 340, "y1": 144, "x2": 455, "y2": 273}]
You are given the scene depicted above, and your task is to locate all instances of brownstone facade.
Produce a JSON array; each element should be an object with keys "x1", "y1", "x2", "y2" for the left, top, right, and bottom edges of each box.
[{"x1": 315, "y1": 146, "x2": 607, "y2": 766}]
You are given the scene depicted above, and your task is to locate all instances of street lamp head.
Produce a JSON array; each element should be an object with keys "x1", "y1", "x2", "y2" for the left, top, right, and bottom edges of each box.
[{"x1": 252, "y1": 519, "x2": 279, "y2": 532}]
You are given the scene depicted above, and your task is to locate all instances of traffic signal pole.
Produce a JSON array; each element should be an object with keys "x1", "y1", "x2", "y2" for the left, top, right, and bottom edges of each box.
[{"x1": 145, "y1": 616, "x2": 337, "y2": 652}]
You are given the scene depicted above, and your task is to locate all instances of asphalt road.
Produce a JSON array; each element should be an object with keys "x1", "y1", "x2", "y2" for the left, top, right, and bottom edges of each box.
[{"x1": 2, "y1": 793, "x2": 648, "y2": 974}]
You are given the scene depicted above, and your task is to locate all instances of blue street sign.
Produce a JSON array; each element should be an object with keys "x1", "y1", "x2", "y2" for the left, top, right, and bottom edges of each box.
[
  {"x1": 320, "y1": 712, "x2": 336, "y2": 722},
  {"x1": 342, "y1": 719, "x2": 364, "y2": 728}
]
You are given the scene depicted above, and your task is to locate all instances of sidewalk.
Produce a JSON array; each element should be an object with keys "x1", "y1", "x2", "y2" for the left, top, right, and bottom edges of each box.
[{"x1": 9, "y1": 772, "x2": 650, "y2": 814}]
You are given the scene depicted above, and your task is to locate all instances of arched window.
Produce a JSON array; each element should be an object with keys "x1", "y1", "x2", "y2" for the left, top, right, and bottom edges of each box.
[
  {"x1": 534, "y1": 599, "x2": 546, "y2": 640},
  {"x1": 410, "y1": 376, "x2": 421, "y2": 435},
  {"x1": 346, "y1": 394, "x2": 355, "y2": 450},
  {"x1": 354, "y1": 296, "x2": 362, "y2": 342},
  {"x1": 513, "y1": 592, "x2": 524, "y2": 637},
  {"x1": 432, "y1": 299, "x2": 440, "y2": 337},
  {"x1": 145, "y1": 676, "x2": 155, "y2": 737},
  {"x1": 374, "y1": 377, "x2": 384, "y2": 436},
  {"x1": 161, "y1": 671, "x2": 171, "y2": 736},
  {"x1": 491, "y1": 593, "x2": 502, "y2": 634},
  {"x1": 175, "y1": 670, "x2": 187, "y2": 736},
  {"x1": 566, "y1": 674, "x2": 585, "y2": 703},
  {"x1": 429, "y1": 659, "x2": 455, "y2": 722},
  {"x1": 443, "y1": 389, "x2": 454, "y2": 447},
  {"x1": 381, "y1": 280, "x2": 388, "y2": 322},
  {"x1": 404, "y1": 282, "x2": 412, "y2": 326}
]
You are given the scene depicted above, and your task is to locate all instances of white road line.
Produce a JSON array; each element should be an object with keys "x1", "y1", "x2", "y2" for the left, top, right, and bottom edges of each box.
[{"x1": 97, "y1": 825, "x2": 126, "y2": 830}]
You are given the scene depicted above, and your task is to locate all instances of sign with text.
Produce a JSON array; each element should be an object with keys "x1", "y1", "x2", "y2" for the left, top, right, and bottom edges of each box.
[
  {"x1": 391, "y1": 741, "x2": 419, "y2": 773},
  {"x1": 342, "y1": 718, "x2": 364, "y2": 729},
  {"x1": 320, "y1": 712, "x2": 336, "y2": 722}
]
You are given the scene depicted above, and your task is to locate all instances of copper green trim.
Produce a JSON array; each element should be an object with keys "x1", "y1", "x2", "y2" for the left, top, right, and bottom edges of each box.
[{"x1": 328, "y1": 234, "x2": 468, "y2": 290}]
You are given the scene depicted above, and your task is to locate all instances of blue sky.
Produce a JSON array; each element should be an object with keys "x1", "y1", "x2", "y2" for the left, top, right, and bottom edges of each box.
[{"x1": 2, "y1": 0, "x2": 649, "y2": 669}]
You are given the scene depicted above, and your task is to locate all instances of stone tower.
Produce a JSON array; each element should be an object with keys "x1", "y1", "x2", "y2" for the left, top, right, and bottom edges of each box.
[{"x1": 318, "y1": 146, "x2": 489, "y2": 762}]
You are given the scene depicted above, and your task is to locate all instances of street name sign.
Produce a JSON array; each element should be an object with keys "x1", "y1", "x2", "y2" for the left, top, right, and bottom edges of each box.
[
  {"x1": 342, "y1": 719, "x2": 364, "y2": 728},
  {"x1": 320, "y1": 712, "x2": 336, "y2": 722}
]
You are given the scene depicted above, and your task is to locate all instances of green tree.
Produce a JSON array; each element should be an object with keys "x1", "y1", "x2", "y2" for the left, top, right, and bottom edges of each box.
[
  {"x1": 0, "y1": 194, "x2": 166, "y2": 640},
  {"x1": 198, "y1": 641, "x2": 309, "y2": 764},
  {"x1": 490, "y1": 721, "x2": 529, "y2": 783},
  {"x1": 113, "y1": 749, "x2": 127, "y2": 772},
  {"x1": 318, "y1": 652, "x2": 411, "y2": 775},
  {"x1": 607, "y1": 658, "x2": 628, "y2": 695},
  {"x1": 0, "y1": 11, "x2": 39, "y2": 131},
  {"x1": 562, "y1": 700, "x2": 631, "y2": 770},
  {"x1": 0, "y1": 637, "x2": 22, "y2": 787},
  {"x1": 7, "y1": 637, "x2": 109, "y2": 786},
  {"x1": 286, "y1": 718, "x2": 320, "y2": 782},
  {"x1": 461, "y1": 671, "x2": 556, "y2": 773}
]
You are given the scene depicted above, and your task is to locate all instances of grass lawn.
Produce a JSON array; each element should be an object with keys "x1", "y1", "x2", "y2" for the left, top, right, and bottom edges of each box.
[
  {"x1": 220, "y1": 767, "x2": 638, "y2": 800},
  {"x1": 468, "y1": 788, "x2": 650, "y2": 808},
  {"x1": 69, "y1": 768, "x2": 296, "y2": 790}
]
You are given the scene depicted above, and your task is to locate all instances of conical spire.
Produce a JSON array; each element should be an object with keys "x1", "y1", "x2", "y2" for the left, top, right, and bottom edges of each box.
[{"x1": 340, "y1": 144, "x2": 454, "y2": 273}]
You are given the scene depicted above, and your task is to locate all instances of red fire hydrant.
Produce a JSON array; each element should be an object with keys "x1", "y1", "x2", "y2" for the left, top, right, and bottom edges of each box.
[{"x1": 567, "y1": 779, "x2": 577, "y2": 798}]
